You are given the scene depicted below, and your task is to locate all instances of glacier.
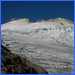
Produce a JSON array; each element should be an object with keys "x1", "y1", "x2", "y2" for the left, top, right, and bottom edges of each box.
[{"x1": 1, "y1": 18, "x2": 74, "y2": 73}]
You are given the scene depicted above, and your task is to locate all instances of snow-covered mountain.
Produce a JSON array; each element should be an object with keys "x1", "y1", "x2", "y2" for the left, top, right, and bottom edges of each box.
[{"x1": 1, "y1": 18, "x2": 74, "y2": 73}]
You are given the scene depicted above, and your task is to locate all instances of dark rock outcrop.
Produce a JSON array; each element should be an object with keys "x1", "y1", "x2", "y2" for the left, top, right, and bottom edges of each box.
[{"x1": 1, "y1": 45, "x2": 48, "y2": 74}]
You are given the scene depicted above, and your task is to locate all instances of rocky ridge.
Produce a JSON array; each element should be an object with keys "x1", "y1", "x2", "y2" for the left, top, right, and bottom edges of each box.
[{"x1": 1, "y1": 45, "x2": 48, "y2": 74}]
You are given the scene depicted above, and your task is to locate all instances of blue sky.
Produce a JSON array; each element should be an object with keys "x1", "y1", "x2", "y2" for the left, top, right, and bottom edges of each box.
[{"x1": 1, "y1": 1, "x2": 74, "y2": 24}]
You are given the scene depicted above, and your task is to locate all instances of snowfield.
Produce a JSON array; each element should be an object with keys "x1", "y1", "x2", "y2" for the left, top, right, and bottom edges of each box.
[{"x1": 1, "y1": 18, "x2": 74, "y2": 73}]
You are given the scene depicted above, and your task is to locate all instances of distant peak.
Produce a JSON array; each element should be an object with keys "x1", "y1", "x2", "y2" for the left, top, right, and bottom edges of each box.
[
  {"x1": 55, "y1": 17, "x2": 66, "y2": 20},
  {"x1": 54, "y1": 17, "x2": 73, "y2": 25},
  {"x1": 10, "y1": 18, "x2": 31, "y2": 23}
]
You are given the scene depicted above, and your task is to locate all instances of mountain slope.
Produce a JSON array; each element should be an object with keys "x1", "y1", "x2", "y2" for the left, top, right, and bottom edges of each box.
[
  {"x1": 1, "y1": 18, "x2": 74, "y2": 73},
  {"x1": 2, "y1": 45, "x2": 48, "y2": 74}
]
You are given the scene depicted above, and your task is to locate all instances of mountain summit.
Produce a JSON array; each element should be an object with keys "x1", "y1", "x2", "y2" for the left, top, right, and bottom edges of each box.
[{"x1": 2, "y1": 18, "x2": 74, "y2": 73}]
